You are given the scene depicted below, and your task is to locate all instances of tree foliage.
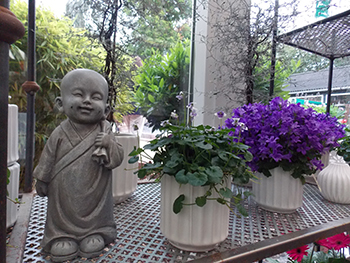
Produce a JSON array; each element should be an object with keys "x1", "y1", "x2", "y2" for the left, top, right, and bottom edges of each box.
[
  {"x1": 66, "y1": 0, "x2": 193, "y2": 58},
  {"x1": 134, "y1": 41, "x2": 190, "y2": 130}
]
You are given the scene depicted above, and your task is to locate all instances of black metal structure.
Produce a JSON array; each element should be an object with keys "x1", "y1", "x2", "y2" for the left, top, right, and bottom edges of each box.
[
  {"x1": 277, "y1": 9, "x2": 350, "y2": 113},
  {"x1": 23, "y1": 0, "x2": 40, "y2": 193},
  {"x1": 0, "y1": 1, "x2": 25, "y2": 261}
]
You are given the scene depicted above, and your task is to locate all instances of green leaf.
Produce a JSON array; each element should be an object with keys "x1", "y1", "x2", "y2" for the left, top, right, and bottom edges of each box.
[
  {"x1": 137, "y1": 169, "x2": 148, "y2": 179},
  {"x1": 236, "y1": 203, "x2": 248, "y2": 217},
  {"x1": 329, "y1": 258, "x2": 349, "y2": 263},
  {"x1": 148, "y1": 94, "x2": 155, "y2": 103},
  {"x1": 205, "y1": 166, "x2": 223, "y2": 183},
  {"x1": 159, "y1": 78, "x2": 165, "y2": 88},
  {"x1": 195, "y1": 196, "x2": 207, "y2": 207},
  {"x1": 142, "y1": 162, "x2": 162, "y2": 170},
  {"x1": 219, "y1": 187, "x2": 233, "y2": 198},
  {"x1": 175, "y1": 169, "x2": 188, "y2": 184},
  {"x1": 7, "y1": 168, "x2": 10, "y2": 185},
  {"x1": 187, "y1": 172, "x2": 207, "y2": 186},
  {"x1": 216, "y1": 198, "x2": 226, "y2": 205},
  {"x1": 195, "y1": 141, "x2": 212, "y2": 150},
  {"x1": 244, "y1": 151, "x2": 253, "y2": 162},
  {"x1": 128, "y1": 147, "x2": 143, "y2": 156},
  {"x1": 173, "y1": 194, "x2": 185, "y2": 214},
  {"x1": 243, "y1": 191, "x2": 254, "y2": 198},
  {"x1": 165, "y1": 160, "x2": 179, "y2": 169},
  {"x1": 128, "y1": 155, "x2": 139, "y2": 164}
]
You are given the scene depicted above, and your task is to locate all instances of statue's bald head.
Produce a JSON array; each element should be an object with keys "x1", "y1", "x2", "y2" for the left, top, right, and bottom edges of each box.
[
  {"x1": 56, "y1": 69, "x2": 110, "y2": 123},
  {"x1": 60, "y1": 69, "x2": 109, "y2": 101}
]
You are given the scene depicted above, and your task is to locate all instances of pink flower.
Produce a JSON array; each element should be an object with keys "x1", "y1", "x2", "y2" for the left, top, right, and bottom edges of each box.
[
  {"x1": 286, "y1": 245, "x2": 309, "y2": 262},
  {"x1": 317, "y1": 238, "x2": 332, "y2": 249},
  {"x1": 327, "y1": 233, "x2": 350, "y2": 250}
]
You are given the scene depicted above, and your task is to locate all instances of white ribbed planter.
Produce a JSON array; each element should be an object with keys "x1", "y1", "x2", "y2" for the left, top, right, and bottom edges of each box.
[
  {"x1": 317, "y1": 154, "x2": 350, "y2": 204},
  {"x1": 160, "y1": 175, "x2": 230, "y2": 252},
  {"x1": 7, "y1": 162, "x2": 20, "y2": 228},
  {"x1": 252, "y1": 167, "x2": 303, "y2": 213},
  {"x1": 7, "y1": 104, "x2": 19, "y2": 166},
  {"x1": 112, "y1": 133, "x2": 138, "y2": 203}
]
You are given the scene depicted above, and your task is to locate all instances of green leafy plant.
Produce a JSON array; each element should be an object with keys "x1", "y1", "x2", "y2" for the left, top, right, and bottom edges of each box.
[
  {"x1": 337, "y1": 127, "x2": 350, "y2": 163},
  {"x1": 129, "y1": 92, "x2": 253, "y2": 214},
  {"x1": 134, "y1": 40, "x2": 190, "y2": 131}
]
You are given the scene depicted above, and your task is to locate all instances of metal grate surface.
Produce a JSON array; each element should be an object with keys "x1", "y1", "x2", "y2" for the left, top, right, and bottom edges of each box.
[
  {"x1": 277, "y1": 10, "x2": 350, "y2": 59},
  {"x1": 23, "y1": 183, "x2": 350, "y2": 262}
]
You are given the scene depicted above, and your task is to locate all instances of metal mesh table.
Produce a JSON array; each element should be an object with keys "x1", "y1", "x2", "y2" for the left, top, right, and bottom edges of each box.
[{"x1": 22, "y1": 183, "x2": 350, "y2": 262}]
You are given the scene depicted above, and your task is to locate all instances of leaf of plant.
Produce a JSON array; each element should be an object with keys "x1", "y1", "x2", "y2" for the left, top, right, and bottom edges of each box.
[
  {"x1": 165, "y1": 160, "x2": 179, "y2": 168},
  {"x1": 216, "y1": 198, "x2": 226, "y2": 205},
  {"x1": 175, "y1": 169, "x2": 188, "y2": 184},
  {"x1": 128, "y1": 147, "x2": 143, "y2": 156},
  {"x1": 243, "y1": 191, "x2": 254, "y2": 198},
  {"x1": 236, "y1": 203, "x2": 249, "y2": 217},
  {"x1": 148, "y1": 94, "x2": 155, "y2": 103},
  {"x1": 205, "y1": 166, "x2": 223, "y2": 183},
  {"x1": 218, "y1": 151, "x2": 229, "y2": 161},
  {"x1": 195, "y1": 141, "x2": 212, "y2": 150},
  {"x1": 187, "y1": 172, "x2": 207, "y2": 186},
  {"x1": 195, "y1": 196, "x2": 207, "y2": 207},
  {"x1": 137, "y1": 169, "x2": 147, "y2": 179},
  {"x1": 173, "y1": 194, "x2": 185, "y2": 214},
  {"x1": 244, "y1": 151, "x2": 253, "y2": 162},
  {"x1": 219, "y1": 187, "x2": 233, "y2": 198},
  {"x1": 329, "y1": 258, "x2": 349, "y2": 263},
  {"x1": 128, "y1": 155, "x2": 139, "y2": 164},
  {"x1": 7, "y1": 168, "x2": 10, "y2": 185}
]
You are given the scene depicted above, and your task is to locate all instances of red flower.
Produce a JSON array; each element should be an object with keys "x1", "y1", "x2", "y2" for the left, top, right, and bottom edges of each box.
[
  {"x1": 327, "y1": 233, "x2": 350, "y2": 250},
  {"x1": 317, "y1": 238, "x2": 332, "y2": 249},
  {"x1": 286, "y1": 245, "x2": 309, "y2": 262}
]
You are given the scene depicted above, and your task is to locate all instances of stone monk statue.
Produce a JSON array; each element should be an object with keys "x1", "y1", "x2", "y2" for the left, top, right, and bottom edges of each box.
[{"x1": 34, "y1": 69, "x2": 124, "y2": 262}]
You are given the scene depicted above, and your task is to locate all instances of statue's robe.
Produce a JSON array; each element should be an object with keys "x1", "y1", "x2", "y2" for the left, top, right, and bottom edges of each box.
[{"x1": 34, "y1": 119, "x2": 123, "y2": 252}]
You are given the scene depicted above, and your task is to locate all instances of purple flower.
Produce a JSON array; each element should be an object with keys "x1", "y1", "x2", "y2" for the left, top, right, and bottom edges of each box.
[
  {"x1": 187, "y1": 102, "x2": 195, "y2": 110},
  {"x1": 215, "y1": 111, "x2": 226, "y2": 119},
  {"x1": 176, "y1": 91, "x2": 183, "y2": 101},
  {"x1": 225, "y1": 97, "x2": 346, "y2": 178},
  {"x1": 190, "y1": 107, "x2": 198, "y2": 119},
  {"x1": 170, "y1": 110, "x2": 178, "y2": 119}
]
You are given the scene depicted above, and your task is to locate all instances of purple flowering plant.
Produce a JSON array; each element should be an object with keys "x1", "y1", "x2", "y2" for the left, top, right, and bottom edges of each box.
[
  {"x1": 225, "y1": 97, "x2": 345, "y2": 182},
  {"x1": 129, "y1": 92, "x2": 254, "y2": 214}
]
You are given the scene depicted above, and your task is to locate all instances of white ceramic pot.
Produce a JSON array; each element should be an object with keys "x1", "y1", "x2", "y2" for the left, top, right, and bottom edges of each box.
[
  {"x1": 317, "y1": 153, "x2": 350, "y2": 204},
  {"x1": 160, "y1": 175, "x2": 230, "y2": 252},
  {"x1": 7, "y1": 104, "x2": 19, "y2": 166},
  {"x1": 252, "y1": 167, "x2": 303, "y2": 213},
  {"x1": 7, "y1": 162, "x2": 20, "y2": 228},
  {"x1": 112, "y1": 133, "x2": 138, "y2": 203}
]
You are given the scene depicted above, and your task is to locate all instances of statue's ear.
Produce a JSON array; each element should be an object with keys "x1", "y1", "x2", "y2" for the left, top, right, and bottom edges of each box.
[
  {"x1": 104, "y1": 104, "x2": 111, "y2": 120},
  {"x1": 55, "y1": 97, "x2": 64, "y2": 113}
]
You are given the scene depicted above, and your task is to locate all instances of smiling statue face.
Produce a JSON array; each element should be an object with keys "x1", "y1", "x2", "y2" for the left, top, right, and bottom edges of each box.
[{"x1": 60, "y1": 69, "x2": 109, "y2": 125}]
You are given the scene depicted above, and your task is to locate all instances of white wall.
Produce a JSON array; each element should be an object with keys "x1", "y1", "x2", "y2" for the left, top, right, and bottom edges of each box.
[{"x1": 191, "y1": 0, "x2": 251, "y2": 127}]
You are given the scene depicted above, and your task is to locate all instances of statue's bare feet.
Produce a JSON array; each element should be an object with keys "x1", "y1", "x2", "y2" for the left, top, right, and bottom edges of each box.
[
  {"x1": 79, "y1": 234, "x2": 105, "y2": 258},
  {"x1": 50, "y1": 238, "x2": 78, "y2": 262}
]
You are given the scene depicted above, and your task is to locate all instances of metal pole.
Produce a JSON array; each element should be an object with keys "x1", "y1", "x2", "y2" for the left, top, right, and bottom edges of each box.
[
  {"x1": 326, "y1": 58, "x2": 334, "y2": 114},
  {"x1": 24, "y1": 0, "x2": 40, "y2": 192},
  {"x1": 269, "y1": 0, "x2": 279, "y2": 98},
  {"x1": 0, "y1": 1, "x2": 25, "y2": 260},
  {"x1": 188, "y1": 0, "x2": 197, "y2": 124},
  {"x1": 0, "y1": 25, "x2": 10, "y2": 263}
]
